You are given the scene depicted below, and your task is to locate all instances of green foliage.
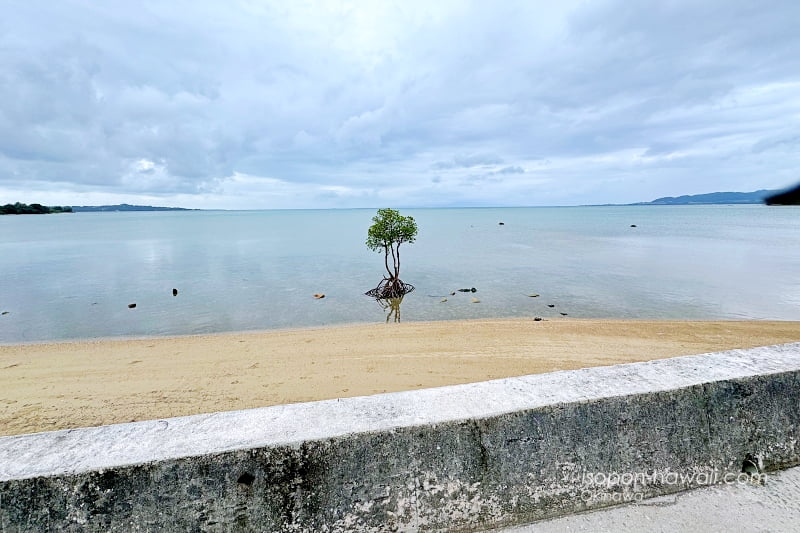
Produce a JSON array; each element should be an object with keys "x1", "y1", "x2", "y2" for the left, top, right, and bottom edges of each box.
[
  {"x1": 366, "y1": 208, "x2": 418, "y2": 252},
  {"x1": 366, "y1": 208, "x2": 418, "y2": 280},
  {"x1": 0, "y1": 202, "x2": 73, "y2": 215}
]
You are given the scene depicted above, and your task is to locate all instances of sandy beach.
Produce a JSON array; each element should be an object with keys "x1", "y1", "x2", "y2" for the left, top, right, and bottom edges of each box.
[{"x1": 2, "y1": 318, "x2": 799, "y2": 437}]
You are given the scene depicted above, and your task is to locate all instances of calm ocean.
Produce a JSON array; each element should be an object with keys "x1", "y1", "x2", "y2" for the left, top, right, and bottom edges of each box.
[{"x1": 1, "y1": 205, "x2": 798, "y2": 343}]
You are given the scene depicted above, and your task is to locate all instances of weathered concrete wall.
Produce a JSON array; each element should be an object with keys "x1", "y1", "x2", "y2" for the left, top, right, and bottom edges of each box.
[{"x1": 1, "y1": 343, "x2": 799, "y2": 532}]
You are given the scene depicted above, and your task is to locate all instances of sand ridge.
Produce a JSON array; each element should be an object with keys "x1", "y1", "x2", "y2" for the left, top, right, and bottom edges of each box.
[{"x1": 2, "y1": 318, "x2": 799, "y2": 436}]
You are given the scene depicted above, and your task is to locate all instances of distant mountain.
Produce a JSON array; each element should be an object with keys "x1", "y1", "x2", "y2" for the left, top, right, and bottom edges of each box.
[
  {"x1": 71, "y1": 203, "x2": 196, "y2": 212},
  {"x1": 765, "y1": 184, "x2": 800, "y2": 205},
  {"x1": 633, "y1": 190, "x2": 778, "y2": 205},
  {"x1": 1, "y1": 202, "x2": 73, "y2": 215}
]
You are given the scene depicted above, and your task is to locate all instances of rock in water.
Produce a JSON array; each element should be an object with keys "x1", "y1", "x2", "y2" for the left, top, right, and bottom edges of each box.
[
  {"x1": 128, "y1": 303, "x2": 137, "y2": 309},
  {"x1": 172, "y1": 288, "x2": 178, "y2": 296}
]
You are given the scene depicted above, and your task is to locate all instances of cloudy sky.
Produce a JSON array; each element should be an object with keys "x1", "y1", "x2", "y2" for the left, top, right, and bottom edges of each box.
[{"x1": 2, "y1": 1, "x2": 799, "y2": 209}]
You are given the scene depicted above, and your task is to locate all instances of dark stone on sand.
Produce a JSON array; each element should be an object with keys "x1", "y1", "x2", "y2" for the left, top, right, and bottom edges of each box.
[
  {"x1": 533, "y1": 316, "x2": 543, "y2": 321},
  {"x1": 172, "y1": 288, "x2": 178, "y2": 296},
  {"x1": 128, "y1": 303, "x2": 137, "y2": 309}
]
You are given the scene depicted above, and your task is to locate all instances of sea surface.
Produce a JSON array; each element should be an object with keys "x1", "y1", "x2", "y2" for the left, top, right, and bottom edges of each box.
[{"x1": 1, "y1": 205, "x2": 799, "y2": 343}]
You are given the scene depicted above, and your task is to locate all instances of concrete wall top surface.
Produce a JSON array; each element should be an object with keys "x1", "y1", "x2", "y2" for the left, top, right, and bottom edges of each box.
[{"x1": 2, "y1": 342, "x2": 799, "y2": 482}]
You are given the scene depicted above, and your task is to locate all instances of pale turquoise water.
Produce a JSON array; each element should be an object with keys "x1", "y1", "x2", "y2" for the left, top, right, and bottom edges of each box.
[{"x1": 1, "y1": 205, "x2": 799, "y2": 343}]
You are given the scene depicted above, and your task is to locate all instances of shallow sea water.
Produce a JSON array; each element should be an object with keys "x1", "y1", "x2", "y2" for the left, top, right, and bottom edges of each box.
[{"x1": 1, "y1": 205, "x2": 798, "y2": 343}]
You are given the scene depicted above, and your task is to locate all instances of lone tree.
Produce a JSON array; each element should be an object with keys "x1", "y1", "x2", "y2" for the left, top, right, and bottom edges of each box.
[{"x1": 365, "y1": 208, "x2": 418, "y2": 299}]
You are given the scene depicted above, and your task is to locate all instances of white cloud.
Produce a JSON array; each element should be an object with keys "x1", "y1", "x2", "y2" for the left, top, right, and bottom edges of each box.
[{"x1": 1, "y1": 0, "x2": 799, "y2": 208}]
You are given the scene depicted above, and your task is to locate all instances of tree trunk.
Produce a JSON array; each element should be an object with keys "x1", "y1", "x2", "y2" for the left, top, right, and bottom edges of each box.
[
  {"x1": 394, "y1": 243, "x2": 401, "y2": 280},
  {"x1": 390, "y1": 245, "x2": 398, "y2": 279},
  {"x1": 383, "y1": 247, "x2": 393, "y2": 278}
]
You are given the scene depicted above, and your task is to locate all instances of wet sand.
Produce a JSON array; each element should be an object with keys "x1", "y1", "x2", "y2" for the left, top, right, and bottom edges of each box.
[{"x1": 2, "y1": 318, "x2": 799, "y2": 436}]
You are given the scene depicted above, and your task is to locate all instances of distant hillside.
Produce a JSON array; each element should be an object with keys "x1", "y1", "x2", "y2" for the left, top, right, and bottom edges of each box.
[
  {"x1": 1, "y1": 202, "x2": 73, "y2": 215},
  {"x1": 765, "y1": 184, "x2": 800, "y2": 205},
  {"x1": 71, "y1": 204, "x2": 195, "y2": 212},
  {"x1": 634, "y1": 190, "x2": 778, "y2": 205}
]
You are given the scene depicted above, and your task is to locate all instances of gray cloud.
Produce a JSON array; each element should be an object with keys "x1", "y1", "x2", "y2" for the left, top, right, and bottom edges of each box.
[
  {"x1": 1, "y1": 0, "x2": 799, "y2": 208},
  {"x1": 495, "y1": 166, "x2": 524, "y2": 175}
]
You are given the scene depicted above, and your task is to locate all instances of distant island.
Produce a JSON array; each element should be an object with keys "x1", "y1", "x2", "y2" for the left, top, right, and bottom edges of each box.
[
  {"x1": 1, "y1": 203, "x2": 196, "y2": 215},
  {"x1": 633, "y1": 189, "x2": 779, "y2": 205},
  {"x1": 765, "y1": 184, "x2": 800, "y2": 205},
  {"x1": 71, "y1": 204, "x2": 196, "y2": 212},
  {"x1": 1, "y1": 202, "x2": 73, "y2": 215}
]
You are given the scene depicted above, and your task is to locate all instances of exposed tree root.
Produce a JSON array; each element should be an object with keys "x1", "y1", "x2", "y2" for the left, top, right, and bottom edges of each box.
[{"x1": 364, "y1": 277, "x2": 415, "y2": 299}]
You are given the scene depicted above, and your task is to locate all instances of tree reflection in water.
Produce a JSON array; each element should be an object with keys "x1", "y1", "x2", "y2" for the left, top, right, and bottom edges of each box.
[{"x1": 375, "y1": 296, "x2": 404, "y2": 323}]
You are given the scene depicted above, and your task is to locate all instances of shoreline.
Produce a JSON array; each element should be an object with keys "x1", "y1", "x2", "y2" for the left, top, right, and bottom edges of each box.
[
  {"x1": 0, "y1": 319, "x2": 385, "y2": 347},
  {"x1": 3, "y1": 314, "x2": 798, "y2": 347},
  {"x1": 2, "y1": 318, "x2": 800, "y2": 437}
]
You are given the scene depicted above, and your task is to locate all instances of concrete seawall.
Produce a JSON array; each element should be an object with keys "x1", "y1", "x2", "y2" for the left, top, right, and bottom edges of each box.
[{"x1": 1, "y1": 343, "x2": 799, "y2": 532}]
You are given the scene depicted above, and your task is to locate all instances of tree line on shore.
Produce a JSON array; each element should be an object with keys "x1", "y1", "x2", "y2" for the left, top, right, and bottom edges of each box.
[{"x1": 0, "y1": 202, "x2": 73, "y2": 215}]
